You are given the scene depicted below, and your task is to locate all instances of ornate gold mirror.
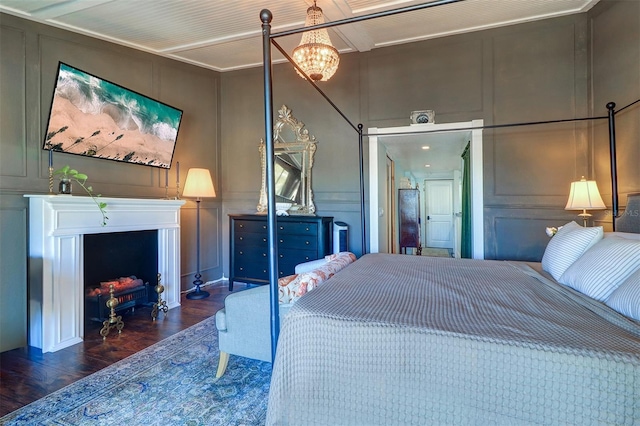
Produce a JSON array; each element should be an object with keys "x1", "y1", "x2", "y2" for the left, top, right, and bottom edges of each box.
[{"x1": 258, "y1": 105, "x2": 317, "y2": 215}]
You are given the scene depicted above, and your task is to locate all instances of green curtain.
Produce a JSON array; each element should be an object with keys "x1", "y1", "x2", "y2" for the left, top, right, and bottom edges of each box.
[{"x1": 461, "y1": 142, "x2": 472, "y2": 258}]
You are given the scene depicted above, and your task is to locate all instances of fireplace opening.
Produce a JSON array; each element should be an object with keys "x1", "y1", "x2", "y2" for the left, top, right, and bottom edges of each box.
[{"x1": 84, "y1": 230, "x2": 158, "y2": 322}]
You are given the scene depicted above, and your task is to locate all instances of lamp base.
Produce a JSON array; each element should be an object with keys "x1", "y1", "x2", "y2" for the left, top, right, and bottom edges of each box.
[
  {"x1": 186, "y1": 289, "x2": 210, "y2": 300},
  {"x1": 578, "y1": 210, "x2": 592, "y2": 227},
  {"x1": 186, "y1": 273, "x2": 209, "y2": 300}
]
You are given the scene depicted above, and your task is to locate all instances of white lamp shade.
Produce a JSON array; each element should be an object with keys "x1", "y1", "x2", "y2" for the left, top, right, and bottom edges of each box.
[
  {"x1": 182, "y1": 168, "x2": 216, "y2": 198},
  {"x1": 565, "y1": 178, "x2": 606, "y2": 210}
]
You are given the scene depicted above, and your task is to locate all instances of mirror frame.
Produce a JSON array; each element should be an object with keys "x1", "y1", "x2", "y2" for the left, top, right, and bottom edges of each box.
[{"x1": 258, "y1": 105, "x2": 317, "y2": 215}]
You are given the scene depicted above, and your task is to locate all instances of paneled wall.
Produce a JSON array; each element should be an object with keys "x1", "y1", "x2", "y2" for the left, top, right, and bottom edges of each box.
[
  {"x1": 1, "y1": 0, "x2": 637, "y2": 352},
  {"x1": 222, "y1": 8, "x2": 639, "y2": 269},
  {"x1": 220, "y1": 53, "x2": 364, "y2": 275},
  {"x1": 590, "y1": 0, "x2": 640, "y2": 227},
  {"x1": 0, "y1": 14, "x2": 222, "y2": 352}
]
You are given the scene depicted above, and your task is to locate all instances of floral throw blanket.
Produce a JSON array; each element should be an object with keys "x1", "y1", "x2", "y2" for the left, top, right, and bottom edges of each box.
[{"x1": 278, "y1": 252, "x2": 356, "y2": 304}]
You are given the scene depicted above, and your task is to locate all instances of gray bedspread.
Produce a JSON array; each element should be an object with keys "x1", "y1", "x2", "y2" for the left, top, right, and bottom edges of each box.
[{"x1": 266, "y1": 253, "x2": 640, "y2": 425}]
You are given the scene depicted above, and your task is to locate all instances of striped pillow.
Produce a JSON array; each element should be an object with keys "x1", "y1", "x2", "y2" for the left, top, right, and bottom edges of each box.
[
  {"x1": 559, "y1": 237, "x2": 640, "y2": 301},
  {"x1": 541, "y1": 221, "x2": 603, "y2": 281},
  {"x1": 606, "y1": 269, "x2": 640, "y2": 321}
]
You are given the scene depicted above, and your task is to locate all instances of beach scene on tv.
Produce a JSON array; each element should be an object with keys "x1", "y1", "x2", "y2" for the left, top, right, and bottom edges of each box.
[{"x1": 44, "y1": 63, "x2": 182, "y2": 168}]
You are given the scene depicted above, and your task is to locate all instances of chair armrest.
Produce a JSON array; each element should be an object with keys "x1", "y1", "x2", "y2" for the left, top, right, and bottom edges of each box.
[
  {"x1": 215, "y1": 285, "x2": 293, "y2": 332},
  {"x1": 295, "y1": 258, "x2": 329, "y2": 274}
]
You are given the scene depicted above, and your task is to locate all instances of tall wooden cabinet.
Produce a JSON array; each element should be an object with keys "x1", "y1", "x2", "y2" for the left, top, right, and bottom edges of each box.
[
  {"x1": 229, "y1": 214, "x2": 333, "y2": 290},
  {"x1": 398, "y1": 189, "x2": 421, "y2": 253}
]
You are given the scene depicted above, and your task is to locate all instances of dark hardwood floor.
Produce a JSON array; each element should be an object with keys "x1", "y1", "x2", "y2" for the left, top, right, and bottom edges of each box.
[{"x1": 0, "y1": 282, "x2": 240, "y2": 417}]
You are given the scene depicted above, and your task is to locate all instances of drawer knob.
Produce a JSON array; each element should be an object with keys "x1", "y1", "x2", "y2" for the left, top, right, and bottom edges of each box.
[
  {"x1": 263, "y1": 238, "x2": 267, "y2": 242},
  {"x1": 279, "y1": 226, "x2": 284, "y2": 230},
  {"x1": 279, "y1": 254, "x2": 283, "y2": 258},
  {"x1": 280, "y1": 239, "x2": 284, "y2": 243},
  {"x1": 306, "y1": 241, "x2": 310, "y2": 245},
  {"x1": 306, "y1": 227, "x2": 309, "y2": 231},
  {"x1": 239, "y1": 224, "x2": 244, "y2": 228},
  {"x1": 263, "y1": 253, "x2": 267, "y2": 257},
  {"x1": 239, "y1": 267, "x2": 244, "y2": 271},
  {"x1": 239, "y1": 236, "x2": 243, "y2": 240},
  {"x1": 263, "y1": 225, "x2": 267, "y2": 229},
  {"x1": 239, "y1": 251, "x2": 243, "y2": 255},
  {"x1": 263, "y1": 269, "x2": 267, "y2": 273}
]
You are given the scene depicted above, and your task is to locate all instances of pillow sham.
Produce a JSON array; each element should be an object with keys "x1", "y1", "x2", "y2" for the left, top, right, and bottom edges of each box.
[
  {"x1": 559, "y1": 236, "x2": 640, "y2": 301},
  {"x1": 541, "y1": 221, "x2": 603, "y2": 281},
  {"x1": 606, "y1": 269, "x2": 640, "y2": 321}
]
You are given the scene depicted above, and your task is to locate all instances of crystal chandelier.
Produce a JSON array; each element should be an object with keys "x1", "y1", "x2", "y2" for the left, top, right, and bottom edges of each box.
[{"x1": 292, "y1": 1, "x2": 340, "y2": 82}]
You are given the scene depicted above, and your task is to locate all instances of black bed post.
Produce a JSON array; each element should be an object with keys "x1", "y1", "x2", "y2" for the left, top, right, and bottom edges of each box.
[
  {"x1": 261, "y1": 9, "x2": 280, "y2": 362},
  {"x1": 358, "y1": 124, "x2": 367, "y2": 255},
  {"x1": 607, "y1": 102, "x2": 618, "y2": 231}
]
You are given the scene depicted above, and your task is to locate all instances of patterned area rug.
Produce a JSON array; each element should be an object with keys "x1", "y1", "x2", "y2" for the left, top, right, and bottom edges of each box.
[{"x1": 1, "y1": 317, "x2": 271, "y2": 425}]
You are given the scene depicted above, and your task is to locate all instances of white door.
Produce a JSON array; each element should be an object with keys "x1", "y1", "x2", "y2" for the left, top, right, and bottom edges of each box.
[{"x1": 425, "y1": 180, "x2": 454, "y2": 249}]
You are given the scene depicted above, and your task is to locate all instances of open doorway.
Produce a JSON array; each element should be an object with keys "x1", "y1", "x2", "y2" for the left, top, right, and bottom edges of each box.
[{"x1": 368, "y1": 120, "x2": 484, "y2": 259}]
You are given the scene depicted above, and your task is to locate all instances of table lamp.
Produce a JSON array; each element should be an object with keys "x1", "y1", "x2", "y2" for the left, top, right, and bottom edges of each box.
[{"x1": 565, "y1": 176, "x2": 606, "y2": 227}]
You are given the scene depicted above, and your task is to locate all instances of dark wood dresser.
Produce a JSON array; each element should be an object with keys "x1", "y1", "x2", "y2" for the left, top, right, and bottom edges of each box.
[
  {"x1": 399, "y1": 188, "x2": 421, "y2": 254},
  {"x1": 229, "y1": 214, "x2": 333, "y2": 290}
]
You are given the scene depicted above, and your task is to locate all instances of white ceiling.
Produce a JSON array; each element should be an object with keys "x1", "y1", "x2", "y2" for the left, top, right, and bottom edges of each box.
[
  {"x1": 1, "y1": 0, "x2": 599, "y2": 73},
  {"x1": 382, "y1": 128, "x2": 471, "y2": 176}
]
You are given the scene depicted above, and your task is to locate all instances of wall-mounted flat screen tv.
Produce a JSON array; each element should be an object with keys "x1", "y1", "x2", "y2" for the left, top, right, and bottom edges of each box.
[{"x1": 43, "y1": 62, "x2": 182, "y2": 168}]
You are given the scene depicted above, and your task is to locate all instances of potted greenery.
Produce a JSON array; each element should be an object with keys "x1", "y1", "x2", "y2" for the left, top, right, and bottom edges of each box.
[{"x1": 53, "y1": 165, "x2": 109, "y2": 226}]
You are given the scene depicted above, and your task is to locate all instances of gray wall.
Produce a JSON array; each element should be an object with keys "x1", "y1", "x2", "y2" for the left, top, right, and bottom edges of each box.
[
  {"x1": 1, "y1": 0, "x2": 638, "y2": 352},
  {"x1": 221, "y1": 2, "x2": 638, "y2": 269},
  {"x1": 0, "y1": 13, "x2": 223, "y2": 352},
  {"x1": 590, "y1": 0, "x2": 640, "y2": 226}
]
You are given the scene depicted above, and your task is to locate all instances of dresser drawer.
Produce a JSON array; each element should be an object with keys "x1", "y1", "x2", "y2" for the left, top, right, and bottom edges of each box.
[
  {"x1": 276, "y1": 222, "x2": 318, "y2": 236},
  {"x1": 234, "y1": 245, "x2": 268, "y2": 260},
  {"x1": 234, "y1": 256, "x2": 268, "y2": 281},
  {"x1": 234, "y1": 248, "x2": 317, "y2": 278},
  {"x1": 279, "y1": 249, "x2": 316, "y2": 274},
  {"x1": 235, "y1": 230, "x2": 318, "y2": 248},
  {"x1": 276, "y1": 234, "x2": 317, "y2": 249},
  {"x1": 235, "y1": 220, "x2": 268, "y2": 234},
  {"x1": 235, "y1": 232, "x2": 268, "y2": 247}
]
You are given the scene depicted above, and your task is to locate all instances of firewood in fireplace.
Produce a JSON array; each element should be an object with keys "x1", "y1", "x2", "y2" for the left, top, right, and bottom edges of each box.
[{"x1": 85, "y1": 276, "x2": 144, "y2": 297}]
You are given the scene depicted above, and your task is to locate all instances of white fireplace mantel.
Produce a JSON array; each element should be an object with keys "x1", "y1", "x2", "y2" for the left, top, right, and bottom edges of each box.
[{"x1": 25, "y1": 194, "x2": 185, "y2": 353}]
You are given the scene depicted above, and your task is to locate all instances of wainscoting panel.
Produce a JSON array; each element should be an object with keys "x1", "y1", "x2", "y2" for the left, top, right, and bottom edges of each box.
[
  {"x1": 0, "y1": 25, "x2": 27, "y2": 179},
  {"x1": 0, "y1": 195, "x2": 28, "y2": 352},
  {"x1": 180, "y1": 201, "x2": 222, "y2": 291},
  {"x1": 484, "y1": 208, "x2": 580, "y2": 261},
  {"x1": 366, "y1": 38, "x2": 484, "y2": 124}
]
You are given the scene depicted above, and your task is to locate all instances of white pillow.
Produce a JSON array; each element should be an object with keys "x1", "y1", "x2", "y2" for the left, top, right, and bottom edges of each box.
[
  {"x1": 541, "y1": 221, "x2": 603, "y2": 281},
  {"x1": 606, "y1": 269, "x2": 640, "y2": 321},
  {"x1": 559, "y1": 236, "x2": 640, "y2": 301}
]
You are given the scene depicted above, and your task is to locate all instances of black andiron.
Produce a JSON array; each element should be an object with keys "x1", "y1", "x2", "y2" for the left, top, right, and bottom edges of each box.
[
  {"x1": 152, "y1": 273, "x2": 168, "y2": 321},
  {"x1": 100, "y1": 283, "x2": 124, "y2": 339}
]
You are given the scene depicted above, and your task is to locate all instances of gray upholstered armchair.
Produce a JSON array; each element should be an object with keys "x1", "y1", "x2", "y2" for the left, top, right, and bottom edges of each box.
[
  {"x1": 215, "y1": 258, "x2": 329, "y2": 378},
  {"x1": 215, "y1": 285, "x2": 291, "y2": 377}
]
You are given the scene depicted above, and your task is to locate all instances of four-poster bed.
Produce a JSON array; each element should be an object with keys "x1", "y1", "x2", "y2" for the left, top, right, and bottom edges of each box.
[{"x1": 258, "y1": 2, "x2": 639, "y2": 425}]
